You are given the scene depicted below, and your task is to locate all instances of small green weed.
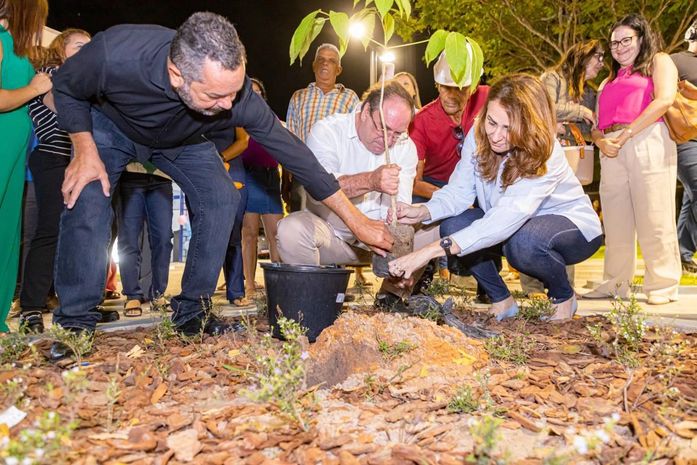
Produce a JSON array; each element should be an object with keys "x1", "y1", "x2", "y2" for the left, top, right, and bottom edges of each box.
[
  {"x1": 0, "y1": 411, "x2": 78, "y2": 464},
  {"x1": 448, "y1": 385, "x2": 478, "y2": 414},
  {"x1": 467, "y1": 415, "x2": 507, "y2": 465},
  {"x1": 485, "y1": 334, "x2": 534, "y2": 365},
  {"x1": 240, "y1": 316, "x2": 310, "y2": 430},
  {"x1": 587, "y1": 294, "x2": 646, "y2": 367},
  {"x1": 517, "y1": 297, "x2": 555, "y2": 322},
  {"x1": 0, "y1": 330, "x2": 29, "y2": 365},
  {"x1": 377, "y1": 338, "x2": 416, "y2": 360},
  {"x1": 47, "y1": 326, "x2": 94, "y2": 364}
]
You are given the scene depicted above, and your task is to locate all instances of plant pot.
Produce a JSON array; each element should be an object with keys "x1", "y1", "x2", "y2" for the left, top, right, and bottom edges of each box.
[{"x1": 261, "y1": 263, "x2": 353, "y2": 342}]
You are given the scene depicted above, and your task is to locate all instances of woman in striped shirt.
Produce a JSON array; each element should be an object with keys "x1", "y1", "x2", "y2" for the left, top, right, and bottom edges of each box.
[{"x1": 19, "y1": 28, "x2": 91, "y2": 333}]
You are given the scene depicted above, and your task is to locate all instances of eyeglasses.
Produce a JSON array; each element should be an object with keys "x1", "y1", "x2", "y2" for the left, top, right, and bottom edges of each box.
[
  {"x1": 453, "y1": 126, "x2": 464, "y2": 156},
  {"x1": 609, "y1": 36, "x2": 637, "y2": 50},
  {"x1": 593, "y1": 52, "x2": 605, "y2": 61},
  {"x1": 369, "y1": 111, "x2": 408, "y2": 144}
]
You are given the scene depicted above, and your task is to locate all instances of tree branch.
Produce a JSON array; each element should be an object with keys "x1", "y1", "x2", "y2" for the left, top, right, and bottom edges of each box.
[{"x1": 500, "y1": 0, "x2": 563, "y2": 57}]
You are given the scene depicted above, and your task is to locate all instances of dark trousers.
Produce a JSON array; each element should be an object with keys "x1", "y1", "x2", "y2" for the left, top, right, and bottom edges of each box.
[
  {"x1": 116, "y1": 172, "x2": 173, "y2": 302},
  {"x1": 223, "y1": 157, "x2": 247, "y2": 300},
  {"x1": 53, "y1": 109, "x2": 238, "y2": 329},
  {"x1": 677, "y1": 140, "x2": 697, "y2": 263},
  {"x1": 442, "y1": 208, "x2": 602, "y2": 302},
  {"x1": 20, "y1": 150, "x2": 69, "y2": 311}
]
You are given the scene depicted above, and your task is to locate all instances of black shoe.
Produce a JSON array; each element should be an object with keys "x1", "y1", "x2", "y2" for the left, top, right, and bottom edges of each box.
[
  {"x1": 48, "y1": 327, "x2": 95, "y2": 362},
  {"x1": 374, "y1": 293, "x2": 408, "y2": 312},
  {"x1": 18, "y1": 310, "x2": 44, "y2": 334},
  {"x1": 94, "y1": 306, "x2": 120, "y2": 324},
  {"x1": 682, "y1": 259, "x2": 697, "y2": 275},
  {"x1": 176, "y1": 313, "x2": 244, "y2": 337}
]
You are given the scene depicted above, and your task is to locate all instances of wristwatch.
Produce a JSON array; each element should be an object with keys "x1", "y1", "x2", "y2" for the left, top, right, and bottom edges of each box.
[{"x1": 440, "y1": 237, "x2": 453, "y2": 257}]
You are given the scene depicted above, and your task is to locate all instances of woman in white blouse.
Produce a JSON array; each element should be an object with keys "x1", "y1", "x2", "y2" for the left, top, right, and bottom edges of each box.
[{"x1": 388, "y1": 74, "x2": 602, "y2": 320}]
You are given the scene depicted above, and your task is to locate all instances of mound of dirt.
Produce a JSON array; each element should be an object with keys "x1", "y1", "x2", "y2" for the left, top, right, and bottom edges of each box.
[{"x1": 306, "y1": 311, "x2": 488, "y2": 387}]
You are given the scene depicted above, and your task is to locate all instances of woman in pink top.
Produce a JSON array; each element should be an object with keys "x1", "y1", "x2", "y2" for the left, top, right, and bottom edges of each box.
[{"x1": 586, "y1": 14, "x2": 680, "y2": 304}]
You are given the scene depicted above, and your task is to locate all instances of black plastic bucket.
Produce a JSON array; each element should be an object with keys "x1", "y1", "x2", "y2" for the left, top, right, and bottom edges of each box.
[{"x1": 261, "y1": 263, "x2": 353, "y2": 342}]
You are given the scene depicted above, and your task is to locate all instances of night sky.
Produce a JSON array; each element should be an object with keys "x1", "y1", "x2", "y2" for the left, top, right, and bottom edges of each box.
[{"x1": 48, "y1": 0, "x2": 438, "y2": 118}]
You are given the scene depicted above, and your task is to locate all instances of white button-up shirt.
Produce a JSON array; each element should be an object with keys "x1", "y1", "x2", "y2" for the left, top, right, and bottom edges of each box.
[
  {"x1": 425, "y1": 130, "x2": 602, "y2": 256},
  {"x1": 306, "y1": 110, "x2": 418, "y2": 243}
]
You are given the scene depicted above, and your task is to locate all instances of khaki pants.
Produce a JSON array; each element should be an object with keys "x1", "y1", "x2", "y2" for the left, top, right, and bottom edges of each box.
[
  {"x1": 595, "y1": 122, "x2": 680, "y2": 299},
  {"x1": 277, "y1": 210, "x2": 440, "y2": 297}
]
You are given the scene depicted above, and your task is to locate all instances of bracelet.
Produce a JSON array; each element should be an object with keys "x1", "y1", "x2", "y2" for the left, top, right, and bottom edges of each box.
[{"x1": 624, "y1": 127, "x2": 633, "y2": 138}]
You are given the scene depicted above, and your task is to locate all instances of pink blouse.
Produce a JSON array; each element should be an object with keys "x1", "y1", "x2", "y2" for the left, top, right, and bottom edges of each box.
[{"x1": 597, "y1": 66, "x2": 661, "y2": 130}]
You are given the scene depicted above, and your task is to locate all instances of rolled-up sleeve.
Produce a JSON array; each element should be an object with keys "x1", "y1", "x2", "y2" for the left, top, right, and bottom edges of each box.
[
  {"x1": 424, "y1": 130, "x2": 477, "y2": 222},
  {"x1": 237, "y1": 83, "x2": 340, "y2": 201},
  {"x1": 53, "y1": 32, "x2": 108, "y2": 134}
]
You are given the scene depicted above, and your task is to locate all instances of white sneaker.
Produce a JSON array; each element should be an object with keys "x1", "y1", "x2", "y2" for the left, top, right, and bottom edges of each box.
[
  {"x1": 647, "y1": 295, "x2": 677, "y2": 305},
  {"x1": 550, "y1": 295, "x2": 578, "y2": 320}
]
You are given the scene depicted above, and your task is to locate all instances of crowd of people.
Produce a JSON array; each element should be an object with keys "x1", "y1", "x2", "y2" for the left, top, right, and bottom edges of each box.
[{"x1": 2, "y1": 0, "x2": 696, "y2": 357}]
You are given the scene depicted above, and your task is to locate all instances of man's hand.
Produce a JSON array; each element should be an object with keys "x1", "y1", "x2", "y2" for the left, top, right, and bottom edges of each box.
[
  {"x1": 353, "y1": 217, "x2": 394, "y2": 256},
  {"x1": 369, "y1": 163, "x2": 400, "y2": 195},
  {"x1": 62, "y1": 133, "x2": 110, "y2": 208}
]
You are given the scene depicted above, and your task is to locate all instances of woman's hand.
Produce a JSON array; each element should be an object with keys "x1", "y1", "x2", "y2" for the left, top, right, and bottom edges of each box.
[
  {"x1": 596, "y1": 137, "x2": 622, "y2": 158},
  {"x1": 29, "y1": 73, "x2": 52, "y2": 96},
  {"x1": 387, "y1": 202, "x2": 431, "y2": 225},
  {"x1": 581, "y1": 107, "x2": 596, "y2": 126},
  {"x1": 388, "y1": 242, "x2": 441, "y2": 281}
]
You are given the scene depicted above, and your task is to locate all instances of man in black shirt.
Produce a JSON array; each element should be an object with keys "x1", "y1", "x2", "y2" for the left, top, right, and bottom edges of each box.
[{"x1": 51, "y1": 12, "x2": 392, "y2": 356}]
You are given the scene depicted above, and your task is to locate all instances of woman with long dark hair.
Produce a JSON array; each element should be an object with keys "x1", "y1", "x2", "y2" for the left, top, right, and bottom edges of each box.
[
  {"x1": 387, "y1": 74, "x2": 602, "y2": 321},
  {"x1": 0, "y1": 0, "x2": 50, "y2": 331},
  {"x1": 586, "y1": 14, "x2": 680, "y2": 304}
]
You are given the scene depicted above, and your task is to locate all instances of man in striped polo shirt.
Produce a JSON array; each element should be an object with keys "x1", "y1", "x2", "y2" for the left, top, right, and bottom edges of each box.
[{"x1": 285, "y1": 44, "x2": 360, "y2": 212}]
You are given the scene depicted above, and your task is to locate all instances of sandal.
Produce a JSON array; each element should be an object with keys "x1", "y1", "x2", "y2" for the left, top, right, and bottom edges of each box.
[
  {"x1": 104, "y1": 290, "x2": 122, "y2": 300},
  {"x1": 231, "y1": 297, "x2": 252, "y2": 307},
  {"x1": 123, "y1": 299, "x2": 143, "y2": 317}
]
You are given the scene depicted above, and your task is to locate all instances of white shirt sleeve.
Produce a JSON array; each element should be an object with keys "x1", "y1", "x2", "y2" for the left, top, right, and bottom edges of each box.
[
  {"x1": 423, "y1": 130, "x2": 478, "y2": 222},
  {"x1": 449, "y1": 144, "x2": 567, "y2": 256},
  {"x1": 396, "y1": 140, "x2": 418, "y2": 204}
]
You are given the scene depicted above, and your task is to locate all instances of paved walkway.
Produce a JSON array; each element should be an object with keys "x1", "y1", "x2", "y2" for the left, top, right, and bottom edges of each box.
[{"x1": 17, "y1": 257, "x2": 697, "y2": 333}]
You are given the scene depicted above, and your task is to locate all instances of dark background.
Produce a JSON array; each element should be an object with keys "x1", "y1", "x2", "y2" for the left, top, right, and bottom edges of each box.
[{"x1": 48, "y1": 0, "x2": 438, "y2": 118}]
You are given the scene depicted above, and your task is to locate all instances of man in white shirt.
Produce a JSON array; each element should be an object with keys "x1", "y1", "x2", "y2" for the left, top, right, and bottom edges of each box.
[{"x1": 277, "y1": 81, "x2": 439, "y2": 298}]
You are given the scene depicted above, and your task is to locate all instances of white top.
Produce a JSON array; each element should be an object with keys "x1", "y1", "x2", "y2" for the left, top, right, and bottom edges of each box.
[
  {"x1": 306, "y1": 110, "x2": 418, "y2": 243},
  {"x1": 425, "y1": 130, "x2": 602, "y2": 256}
]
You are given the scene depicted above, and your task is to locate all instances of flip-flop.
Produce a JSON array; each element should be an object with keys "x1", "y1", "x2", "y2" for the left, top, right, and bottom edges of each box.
[{"x1": 124, "y1": 299, "x2": 143, "y2": 317}]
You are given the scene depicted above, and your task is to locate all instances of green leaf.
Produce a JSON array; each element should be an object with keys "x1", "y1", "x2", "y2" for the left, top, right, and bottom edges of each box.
[
  {"x1": 289, "y1": 10, "x2": 321, "y2": 65},
  {"x1": 360, "y1": 12, "x2": 377, "y2": 50},
  {"x1": 299, "y1": 18, "x2": 327, "y2": 66},
  {"x1": 329, "y1": 11, "x2": 350, "y2": 57},
  {"x1": 424, "y1": 29, "x2": 448, "y2": 66},
  {"x1": 444, "y1": 32, "x2": 468, "y2": 88},
  {"x1": 467, "y1": 37, "x2": 484, "y2": 91},
  {"x1": 382, "y1": 13, "x2": 395, "y2": 44},
  {"x1": 374, "y1": 0, "x2": 394, "y2": 20},
  {"x1": 401, "y1": 0, "x2": 411, "y2": 18}
]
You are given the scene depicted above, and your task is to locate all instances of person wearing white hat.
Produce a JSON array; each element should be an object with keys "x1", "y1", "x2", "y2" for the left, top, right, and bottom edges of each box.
[
  {"x1": 409, "y1": 48, "x2": 489, "y2": 293},
  {"x1": 671, "y1": 20, "x2": 697, "y2": 275},
  {"x1": 410, "y1": 50, "x2": 488, "y2": 203}
]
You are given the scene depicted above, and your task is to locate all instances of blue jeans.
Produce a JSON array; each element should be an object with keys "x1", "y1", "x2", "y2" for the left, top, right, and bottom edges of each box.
[
  {"x1": 54, "y1": 109, "x2": 238, "y2": 329},
  {"x1": 116, "y1": 173, "x2": 173, "y2": 302},
  {"x1": 223, "y1": 157, "x2": 247, "y2": 300},
  {"x1": 441, "y1": 208, "x2": 602, "y2": 302},
  {"x1": 677, "y1": 140, "x2": 697, "y2": 263}
]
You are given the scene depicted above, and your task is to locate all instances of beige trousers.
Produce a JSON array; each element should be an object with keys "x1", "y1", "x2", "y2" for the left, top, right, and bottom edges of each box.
[
  {"x1": 594, "y1": 122, "x2": 680, "y2": 299},
  {"x1": 277, "y1": 210, "x2": 440, "y2": 297}
]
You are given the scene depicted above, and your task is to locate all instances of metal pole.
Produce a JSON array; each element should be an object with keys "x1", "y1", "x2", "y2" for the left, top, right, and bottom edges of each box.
[{"x1": 369, "y1": 47, "x2": 376, "y2": 87}]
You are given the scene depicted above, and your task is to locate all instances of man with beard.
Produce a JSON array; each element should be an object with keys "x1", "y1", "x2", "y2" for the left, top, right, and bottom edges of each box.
[{"x1": 50, "y1": 12, "x2": 392, "y2": 359}]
